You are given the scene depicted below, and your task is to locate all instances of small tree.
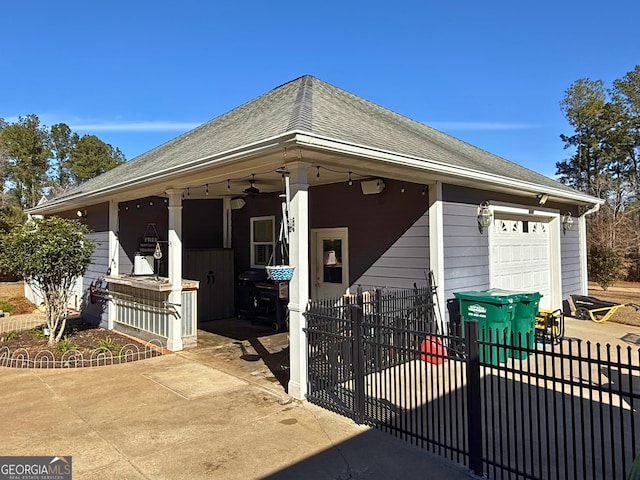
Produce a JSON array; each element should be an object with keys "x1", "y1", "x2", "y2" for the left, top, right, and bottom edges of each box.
[
  {"x1": 588, "y1": 244, "x2": 623, "y2": 290},
  {"x1": 0, "y1": 216, "x2": 95, "y2": 345}
]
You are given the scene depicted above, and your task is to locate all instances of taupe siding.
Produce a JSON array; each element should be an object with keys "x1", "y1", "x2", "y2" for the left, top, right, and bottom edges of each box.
[
  {"x1": 353, "y1": 212, "x2": 429, "y2": 289},
  {"x1": 311, "y1": 179, "x2": 429, "y2": 290},
  {"x1": 232, "y1": 193, "x2": 283, "y2": 275},
  {"x1": 183, "y1": 199, "x2": 224, "y2": 249},
  {"x1": 118, "y1": 197, "x2": 168, "y2": 276},
  {"x1": 116, "y1": 196, "x2": 224, "y2": 276}
]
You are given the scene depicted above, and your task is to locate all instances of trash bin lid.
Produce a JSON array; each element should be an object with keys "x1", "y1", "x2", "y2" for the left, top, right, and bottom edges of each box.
[
  {"x1": 454, "y1": 290, "x2": 515, "y2": 305},
  {"x1": 483, "y1": 288, "x2": 542, "y2": 302}
]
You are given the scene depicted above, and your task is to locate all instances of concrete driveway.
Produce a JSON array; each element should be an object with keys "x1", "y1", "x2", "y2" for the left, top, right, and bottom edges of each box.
[
  {"x1": 5, "y1": 313, "x2": 634, "y2": 479},
  {"x1": 0, "y1": 330, "x2": 471, "y2": 480}
]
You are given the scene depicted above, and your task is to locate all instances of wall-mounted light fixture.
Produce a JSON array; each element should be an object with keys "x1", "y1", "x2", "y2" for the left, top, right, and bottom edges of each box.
[
  {"x1": 562, "y1": 212, "x2": 574, "y2": 234},
  {"x1": 76, "y1": 209, "x2": 87, "y2": 218},
  {"x1": 537, "y1": 193, "x2": 549, "y2": 206},
  {"x1": 477, "y1": 201, "x2": 493, "y2": 233},
  {"x1": 360, "y1": 178, "x2": 385, "y2": 195},
  {"x1": 230, "y1": 197, "x2": 246, "y2": 210}
]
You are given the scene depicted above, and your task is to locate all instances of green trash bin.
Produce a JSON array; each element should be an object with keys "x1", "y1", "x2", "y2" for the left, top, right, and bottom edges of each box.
[
  {"x1": 483, "y1": 289, "x2": 542, "y2": 360},
  {"x1": 454, "y1": 291, "x2": 516, "y2": 365}
]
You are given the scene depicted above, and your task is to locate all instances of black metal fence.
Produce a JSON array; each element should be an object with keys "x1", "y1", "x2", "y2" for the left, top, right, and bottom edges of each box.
[
  {"x1": 304, "y1": 287, "x2": 640, "y2": 480},
  {"x1": 305, "y1": 286, "x2": 438, "y2": 422}
]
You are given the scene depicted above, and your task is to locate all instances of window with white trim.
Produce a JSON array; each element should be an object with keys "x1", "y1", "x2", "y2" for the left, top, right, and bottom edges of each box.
[{"x1": 250, "y1": 216, "x2": 275, "y2": 268}]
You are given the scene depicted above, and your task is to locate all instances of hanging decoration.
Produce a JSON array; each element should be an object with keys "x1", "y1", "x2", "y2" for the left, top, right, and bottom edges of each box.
[{"x1": 266, "y1": 154, "x2": 296, "y2": 282}]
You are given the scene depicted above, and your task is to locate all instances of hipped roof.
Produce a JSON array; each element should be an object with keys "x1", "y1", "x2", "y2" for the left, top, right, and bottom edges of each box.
[{"x1": 33, "y1": 75, "x2": 600, "y2": 211}]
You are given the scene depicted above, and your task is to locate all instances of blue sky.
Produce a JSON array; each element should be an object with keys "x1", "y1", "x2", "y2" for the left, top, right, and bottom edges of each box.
[{"x1": 1, "y1": 0, "x2": 638, "y2": 179}]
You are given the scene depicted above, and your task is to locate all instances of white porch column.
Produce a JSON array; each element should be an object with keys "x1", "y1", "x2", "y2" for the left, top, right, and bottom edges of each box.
[
  {"x1": 428, "y1": 182, "x2": 447, "y2": 333},
  {"x1": 166, "y1": 189, "x2": 184, "y2": 351},
  {"x1": 578, "y1": 212, "x2": 588, "y2": 295},
  {"x1": 223, "y1": 197, "x2": 232, "y2": 248},
  {"x1": 107, "y1": 199, "x2": 120, "y2": 330},
  {"x1": 287, "y1": 162, "x2": 310, "y2": 399}
]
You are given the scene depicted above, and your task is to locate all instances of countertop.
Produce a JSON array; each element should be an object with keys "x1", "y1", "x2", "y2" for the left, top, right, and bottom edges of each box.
[{"x1": 105, "y1": 275, "x2": 199, "y2": 292}]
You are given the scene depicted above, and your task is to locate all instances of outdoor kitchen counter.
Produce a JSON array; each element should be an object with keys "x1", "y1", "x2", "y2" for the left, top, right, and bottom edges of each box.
[
  {"x1": 105, "y1": 275, "x2": 200, "y2": 347},
  {"x1": 104, "y1": 275, "x2": 199, "y2": 292}
]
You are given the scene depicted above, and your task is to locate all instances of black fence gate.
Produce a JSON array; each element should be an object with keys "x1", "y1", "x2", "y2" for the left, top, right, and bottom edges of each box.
[
  {"x1": 305, "y1": 286, "x2": 469, "y2": 463},
  {"x1": 304, "y1": 287, "x2": 640, "y2": 480}
]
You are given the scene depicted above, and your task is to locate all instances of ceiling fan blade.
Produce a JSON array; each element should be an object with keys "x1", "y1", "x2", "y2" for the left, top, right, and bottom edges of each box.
[{"x1": 243, "y1": 185, "x2": 260, "y2": 195}]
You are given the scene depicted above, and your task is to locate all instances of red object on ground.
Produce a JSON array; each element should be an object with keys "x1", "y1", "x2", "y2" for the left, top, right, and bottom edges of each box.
[{"x1": 420, "y1": 335, "x2": 447, "y2": 364}]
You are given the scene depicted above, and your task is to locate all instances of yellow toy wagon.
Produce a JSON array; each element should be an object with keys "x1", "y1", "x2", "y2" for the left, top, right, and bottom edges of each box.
[{"x1": 569, "y1": 294, "x2": 640, "y2": 323}]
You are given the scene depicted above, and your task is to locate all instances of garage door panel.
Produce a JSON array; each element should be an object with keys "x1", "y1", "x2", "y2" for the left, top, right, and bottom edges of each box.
[{"x1": 490, "y1": 218, "x2": 552, "y2": 309}]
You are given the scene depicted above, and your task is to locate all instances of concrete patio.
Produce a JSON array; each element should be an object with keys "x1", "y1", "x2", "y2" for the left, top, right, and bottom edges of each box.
[{"x1": 0, "y1": 328, "x2": 472, "y2": 480}]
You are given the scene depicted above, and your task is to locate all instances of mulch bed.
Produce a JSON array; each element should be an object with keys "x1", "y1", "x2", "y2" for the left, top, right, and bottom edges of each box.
[
  {"x1": 0, "y1": 282, "x2": 163, "y2": 366},
  {"x1": 1, "y1": 296, "x2": 38, "y2": 315},
  {"x1": 0, "y1": 319, "x2": 163, "y2": 366}
]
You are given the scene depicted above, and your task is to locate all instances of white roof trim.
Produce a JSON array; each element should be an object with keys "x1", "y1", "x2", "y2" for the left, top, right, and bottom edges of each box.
[
  {"x1": 29, "y1": 129, "x2": 601, "y2": 214},
  {"x1": 292, "y1": 132, "x2": 603, "y2": 206}
]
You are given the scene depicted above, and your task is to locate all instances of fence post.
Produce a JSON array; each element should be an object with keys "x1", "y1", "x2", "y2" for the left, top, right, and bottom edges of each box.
[
  {"x1": 351, "y1": 303, "x2": 366, "y2": 424},
  {"x1": 465, "y1": 320, "x2": 484, "y2": 477}
]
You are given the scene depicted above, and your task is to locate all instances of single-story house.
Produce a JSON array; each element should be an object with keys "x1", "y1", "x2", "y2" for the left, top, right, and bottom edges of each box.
[{"x1": 28, "y1": 75, "x2": 602, "y2": 399}]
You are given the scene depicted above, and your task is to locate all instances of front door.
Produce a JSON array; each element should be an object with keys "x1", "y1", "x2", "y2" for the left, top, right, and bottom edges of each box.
[{"x1": 312, "y1": 228, "x2": 349, "y2": 300}]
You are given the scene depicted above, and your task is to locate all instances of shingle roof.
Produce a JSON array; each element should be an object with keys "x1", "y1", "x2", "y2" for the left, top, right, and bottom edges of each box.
[{"x1": 46, "y1": 74, "x2": 581, "y2": 204}]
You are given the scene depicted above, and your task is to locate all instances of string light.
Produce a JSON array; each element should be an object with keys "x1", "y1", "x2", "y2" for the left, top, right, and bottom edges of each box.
[
  {"x1": 401, "y1": 183, "x2": 405, "y2": 193},
  {"x1": 113, "y1": 164, "x2": 395, "y2": 211}
]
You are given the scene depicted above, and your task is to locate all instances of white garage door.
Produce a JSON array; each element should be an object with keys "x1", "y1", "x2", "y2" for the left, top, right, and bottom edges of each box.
[{"x1": 489, "y1": 217, "x2": 551, "y2": 309}]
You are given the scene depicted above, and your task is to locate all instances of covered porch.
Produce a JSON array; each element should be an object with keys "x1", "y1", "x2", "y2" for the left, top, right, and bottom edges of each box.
[{"x1": 81, "y1": 142, "x2": 440, "y2": 400}]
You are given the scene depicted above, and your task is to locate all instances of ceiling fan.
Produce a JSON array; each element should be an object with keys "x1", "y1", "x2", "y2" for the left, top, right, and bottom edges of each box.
[{"x1": 243, "y1": 174, "x2": 260, "y2": 196}]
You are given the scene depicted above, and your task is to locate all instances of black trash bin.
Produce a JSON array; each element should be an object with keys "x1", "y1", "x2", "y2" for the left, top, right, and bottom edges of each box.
[{"x1": 446, "y1": 298, "x2": 464, "y2": 357}]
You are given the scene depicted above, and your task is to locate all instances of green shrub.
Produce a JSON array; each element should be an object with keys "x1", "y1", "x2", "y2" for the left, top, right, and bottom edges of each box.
[
  {"x1": 2, "y1": 331, "x2": 18, "y2": 341},
  {"x1": 94, "y1": 336, "x2": 119, "y2": 354},
  {"x1": 0, "y1": 300, "x2": 14, "y2": 312},
  {"x1": 588, "y1": 245, "x2": 623, "y2": 290},
  {"x1": 31, "y1": 325, "x2": 48, "y2": 339},
  {"x1": 53, "y1": 336, "x2": 78, "y2": 353}
]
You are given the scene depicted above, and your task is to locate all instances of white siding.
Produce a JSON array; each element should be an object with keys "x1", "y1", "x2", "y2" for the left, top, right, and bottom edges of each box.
[
  {"x1": 82, "y1": 231, "x2": 110, "y2": 326},
  {"x1": 561, "y1": 225, "x2": 581, "y2": 299},
  {"x1": 443, "y1": 202, "x2": 489, "y2": 301}
]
